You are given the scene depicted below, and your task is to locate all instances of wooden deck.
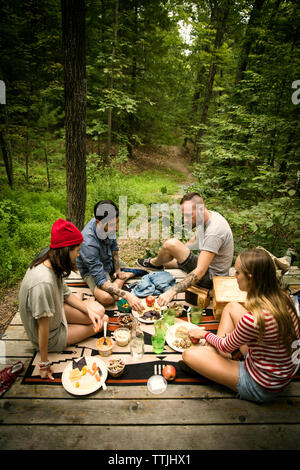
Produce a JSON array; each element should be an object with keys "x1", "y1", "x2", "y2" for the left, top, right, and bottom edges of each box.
[{"x1": 1, "y1": 270, "x2": 300, "y2": 451}]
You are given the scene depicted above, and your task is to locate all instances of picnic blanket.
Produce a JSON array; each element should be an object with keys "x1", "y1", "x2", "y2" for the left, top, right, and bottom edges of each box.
[{"x1": 21, "y1": 308, "x2": 220, "y2": 387}]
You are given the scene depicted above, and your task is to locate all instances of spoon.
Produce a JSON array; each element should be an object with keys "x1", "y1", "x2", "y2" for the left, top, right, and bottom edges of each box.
[{"x1": 103, "y1": 320, "x2": 108, "y2": 345}]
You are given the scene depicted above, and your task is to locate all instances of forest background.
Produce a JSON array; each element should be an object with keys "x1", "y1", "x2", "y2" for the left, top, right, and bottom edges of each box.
[{"x1": 0, "y1": 0, "x2": 300, "y2": 302}]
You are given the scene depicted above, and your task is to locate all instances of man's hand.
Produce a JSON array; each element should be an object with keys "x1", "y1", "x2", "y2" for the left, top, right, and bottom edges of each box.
[
  {"x1": 125, "y1": 292, "x2": 144, "y2": 313},
  {"x1": 113, "y1": 270, "x2": 135, "y2": 281},
  {"x1": 157, "y1": 288, "x2": 176, "y2": 306}
]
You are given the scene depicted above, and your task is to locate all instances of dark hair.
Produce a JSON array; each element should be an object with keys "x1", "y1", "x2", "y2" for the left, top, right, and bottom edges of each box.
[
  {"x1": 180, "y1": 192, "x2": 204, "y2": 205},
  {"x1": 30, "y1": 245, "x2": 80, "y2": 278},
  {"x1": 94, "y1": 199, "x2": 119, "y2": 222}
]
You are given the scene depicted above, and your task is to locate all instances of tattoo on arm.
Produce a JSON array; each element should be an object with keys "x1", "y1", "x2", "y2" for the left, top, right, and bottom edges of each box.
[
  {"x1": 112, "y1": 250, "x2": 120, "y2": 272},
  {"x1": 173, "y1": 273, "x2": 199, "y2": 294},
  {"x1": 101, "y1": 280, "x2": 126, "y2": 299}
]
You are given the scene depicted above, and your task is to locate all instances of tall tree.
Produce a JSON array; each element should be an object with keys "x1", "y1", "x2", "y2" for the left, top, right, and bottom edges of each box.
[
  {"x1": 195, "y1": 0, "x2": 234, "y2": 160},
  {"x1": 234, "y1": 0, "x2": 266, "y2": 85},
  {"x1": 106, "y1": 0, "x2": 119, "y2": 160},
  {"x1": 61, "y1": 0, "x2": 87, "y2": 229}
]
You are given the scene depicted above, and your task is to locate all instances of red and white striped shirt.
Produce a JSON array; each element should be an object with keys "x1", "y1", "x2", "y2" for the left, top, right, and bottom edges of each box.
[{"x1": 205, "y1": 310, "x2": 300, "y2": 391}]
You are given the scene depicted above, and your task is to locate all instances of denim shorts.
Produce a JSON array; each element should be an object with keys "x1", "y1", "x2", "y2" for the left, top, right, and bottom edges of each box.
[{"x1": 237, "y1": 360, "x2": 281, "y2": 403}]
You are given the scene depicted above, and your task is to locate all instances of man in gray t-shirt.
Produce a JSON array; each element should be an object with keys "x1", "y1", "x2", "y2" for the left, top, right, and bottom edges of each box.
[{"x1": 137, "y1": 192, "x2": 234, "y2": 306}]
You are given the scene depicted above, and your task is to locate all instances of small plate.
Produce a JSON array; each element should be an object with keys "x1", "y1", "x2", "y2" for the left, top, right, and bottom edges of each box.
[
  {"x1": 147, "y1": 374, "x2": 168, "y2": 394},
  {"x1": 133, "y1": 298, "x2": 166, "y2": 324},
  {"x1": 62, "y1": 356, "x2": 108, "y2": 396}
]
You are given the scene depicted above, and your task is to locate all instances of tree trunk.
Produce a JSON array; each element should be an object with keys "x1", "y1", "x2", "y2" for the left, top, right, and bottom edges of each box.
[
  {"x1": 235, "y1": 0, "x2": 266, "y2": 85},
  {"x1": 0, "y1": 129, "x2": 13, "y2": 188},
  {"x1": 106, "y1": 0, "x2": 119, "y2": 161},
  {"x1": 61, "y1": 0, "x2": 86, "y2": 230},
  {"x1": 0, "y1": 106, "x2": 13, "y2": 188},
  {"x1": 195, "y1": 0, "x2": 233, "y2": 160},
  {"x1": 128, "y1": 0, "x2": 138, "y2": 158}
]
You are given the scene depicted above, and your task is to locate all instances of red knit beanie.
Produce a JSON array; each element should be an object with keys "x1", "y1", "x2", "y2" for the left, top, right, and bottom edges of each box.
[{"x1": 50, "y1": 219, "x2": 83, "y2": 249}]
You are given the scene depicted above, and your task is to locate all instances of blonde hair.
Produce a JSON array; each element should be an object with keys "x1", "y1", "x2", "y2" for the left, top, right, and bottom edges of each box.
[{"x1": 239, "y1": 248, "x2": 298, "y2": 354}]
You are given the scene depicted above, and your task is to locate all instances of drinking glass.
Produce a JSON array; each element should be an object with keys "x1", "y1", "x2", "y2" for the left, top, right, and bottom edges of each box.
[
  {"x1": 130, "y1": 336, "x2": 144, "y2": 359},
  {"x1": 191, "y1": 307, "x2": 203, "y2": 325},
  {"x1": 154, "y1": 319, "x2": 168, "y2": 338},
  {"x1": 151, "y1": 334, "x2": 165, "y2": 354},
  {"x1": 163, "y1": 308, "x2": 176, "y2": 326}
]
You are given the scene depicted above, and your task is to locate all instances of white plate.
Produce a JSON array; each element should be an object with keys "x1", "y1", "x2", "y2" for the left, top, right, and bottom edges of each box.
[
  {"x1": 133, "y1": 298, "x2": 166, "y2": 324},
  {"x1": 165, "y1": 322, "x2": 205, "y2": 353},
  {"x1": 147, "y1": 374, "x2": 168, "y2": 394},
  {"x1": 62, "y1": 356, "x2": 108, "y2": 396}
]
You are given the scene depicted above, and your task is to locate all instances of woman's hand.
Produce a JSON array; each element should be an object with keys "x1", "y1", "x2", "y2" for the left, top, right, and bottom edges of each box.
[
  {"x1": 188, "y1": 327, "x2": 207, "y2": 340},
  {"x1": 38, "y1": 360, "x2": 54, "y2": 381},
  {"x1": 86, "y1": 308, "x2": 103, "y2": 333}
]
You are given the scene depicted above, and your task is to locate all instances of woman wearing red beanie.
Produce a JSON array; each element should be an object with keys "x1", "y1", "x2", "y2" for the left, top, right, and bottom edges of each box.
[{"x1": 19, "y1": 219, "x2": 108, "y2": 380}]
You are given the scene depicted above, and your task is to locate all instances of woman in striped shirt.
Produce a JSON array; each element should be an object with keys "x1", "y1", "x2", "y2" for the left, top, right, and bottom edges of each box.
[{"x1": 182, "y1": 248, "x2": 300, "y2": 403}]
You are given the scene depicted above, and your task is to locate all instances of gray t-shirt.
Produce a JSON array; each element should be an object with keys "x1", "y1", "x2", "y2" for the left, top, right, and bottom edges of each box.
[
  {"x1": 19, "y1": 263, "x2": 71, "y2": 352},
  {"x1": 195, "y1": 210, "x2": 234, "y2": 278}
]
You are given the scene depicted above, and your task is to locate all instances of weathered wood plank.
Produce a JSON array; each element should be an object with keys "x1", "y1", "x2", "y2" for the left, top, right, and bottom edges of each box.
[
  {"x1": 4, "y1": 376, "x2": 235, "y2": 399},
  {"x1": 0, "y1": 340, "x2": 34, "y2": 358},
  {"x1": 1, "y1": 397, "x2": 300, "y2": 426},
  {"x1": 0, "y1": 424, "x2": 299, "y2": 450},
  {"x1": 4, "y1": 374, "x2": 300, "y2": 400},
  {"x1": 2, "y1": 325, "x2": 28, "y2": 340},
  {"x1": 9, "y1": 312, "x2": 22, "y2": 325}
]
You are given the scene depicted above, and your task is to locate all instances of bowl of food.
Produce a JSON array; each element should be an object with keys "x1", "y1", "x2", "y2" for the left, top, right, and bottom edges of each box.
[
  {"x1": 107, "y1": 357, "x2": 125, "y2": 378},
  {"x1": 118, "y1": 313, "x2": 135, "y2": 329},
  {"x1": 172, "y1": 303, "x2": 186, "y2": 317},
  {"x1": 114, "y1": 327, "x2": 131, "y2": 346},
  {"x1": 96, "y1": 337, "x2": 114, "y2": 357},
  {"x1": 116, "y1": 298, "x2": 132, "y2": 313}
]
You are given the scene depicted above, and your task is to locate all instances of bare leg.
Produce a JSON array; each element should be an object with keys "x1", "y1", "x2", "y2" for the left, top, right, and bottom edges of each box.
[
  {"x1": 151, "y1": 238, "x2": 190, "y2": 267},
  {"x1": 64, "y1": 300, "x2": 108, "y2": 345},
  {"x1": 182, "y1": 345, "x2": 240, "y2": 392}
]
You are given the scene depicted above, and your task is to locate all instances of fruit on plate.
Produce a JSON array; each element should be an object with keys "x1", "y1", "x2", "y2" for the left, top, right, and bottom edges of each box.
[
  {"x1": 162, "y1": 364, "x2": 176, "y2": 381},
  {"x1": 146, "y1": 295, "x2": 156, "y2": 307},
  {"x1": 189, "y1": 328, "x2": 203, "y2": 344}
]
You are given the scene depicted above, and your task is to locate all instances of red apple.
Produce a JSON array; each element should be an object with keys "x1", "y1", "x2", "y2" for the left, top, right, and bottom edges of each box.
[
  {"x1": 189, "y1": 328, "x2": 201, "y2": 344},
  {"x1": 163, "y1": 364, "x2": 176, "y2": 381},
  {"x1": 146, "y1": 295, "x2": 156, "y2": 307},
  {"x1": 190, "y1": 336, "x2": 200, "y2": 344}
]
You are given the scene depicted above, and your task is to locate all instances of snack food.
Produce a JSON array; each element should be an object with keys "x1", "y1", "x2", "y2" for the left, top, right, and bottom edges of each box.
[
  {"x1": 140, "y1": 309, "x2": 162, "y2": 321},
  {"x1": 96, "y1": 337, "x2": 114, "y2": 357},
  {"x1": 172, "y1": 303, "x2": 185, "y2": 317},
  {"x1": 107, "y1": 358, "x2": 125, "y2": 377},
  {"x1": 173, "y1": 325, "x2": 192, "y2": 349},
  {"x1": 137, "y1": 299, "x2": 164, "y2": 322},
  {"x1": 114, "y1": 327, "x2": 131, "y2": 346},
  {"x1": 118, "y1": 314, "x2": 135, "y2": 329},
  {"x1": 69, "y1": 360, "x2": 101, "y2": 388},
  {"x1": 173, "y1": 336, "x2": 192, "y2": 349}
]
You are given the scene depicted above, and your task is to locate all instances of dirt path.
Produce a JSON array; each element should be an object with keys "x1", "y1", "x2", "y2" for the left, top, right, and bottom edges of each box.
[{"x1": 0, "y1": 145, "x2": 194, "y2": 335}]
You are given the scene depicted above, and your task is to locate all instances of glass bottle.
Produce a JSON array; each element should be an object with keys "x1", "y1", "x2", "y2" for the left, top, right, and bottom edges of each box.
[{"x1": 130, "y1": 319, "x2": 144, "y2": 360}]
